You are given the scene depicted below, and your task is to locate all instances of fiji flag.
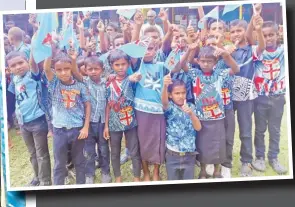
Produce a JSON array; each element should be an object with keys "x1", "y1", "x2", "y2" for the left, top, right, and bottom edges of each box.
[
  {"x1": 198, "y1": 6, "x2": 219, "y2": 29},
  {"x1": 164, "y1": 45, "x2": 181, "y2": 71},
  {"x1": 118, "y1": 36, "x2": 151, "y2": 58},
  {"x1": 116, "y1": 9, "x2": 137, "y2": 20},
  {"x1": 222, "y1": 4, "x2": 241, "y2": 21},
  {"x1": 59, "y1": 12, "x2": 79, "y2": 52},
  {"x1": 32, "y1": 13, "x2": 59, "y2": 64}
]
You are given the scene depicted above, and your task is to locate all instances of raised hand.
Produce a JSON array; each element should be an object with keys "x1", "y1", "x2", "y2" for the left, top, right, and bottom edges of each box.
[
  {"x1": 97, "y1": 20, "x2": 105, "y2": 32},
  {"x1": 182, "y1": 100, "x2": 193, "y2": 116},
  {"x1": 224, "y1": 44, "x2": 237, "y2": 55},
  {"x1": 133, "y1": 10, "x2": 144, "y2": 25},
  {"x1": 213, "y1": 46, "x2": 230, "y2": 57},
  {"x1": 253, "y1": 14, "x2": 264, "y2": 31},
  {"x1": 158, "y1": 8, "x2": 168, "y2": 22},
  {"x1": 76, "y1": 17, "x2": 84, "y2": 30},
  {"x1": 68, "y1": 46, "x2": 78, "y2": 60},
  {"x1": 253, "y1": 3, "x2": 262, "y2": 15},
  {"x1": 163, "y1": 73, "x2": 173, "y2": 87}
]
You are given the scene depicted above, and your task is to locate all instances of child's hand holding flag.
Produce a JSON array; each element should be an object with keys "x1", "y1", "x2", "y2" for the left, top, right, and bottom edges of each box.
[
  {"x1": 76, "y1": 16, "x2": 84, "y2": 30},
  {"x1": 213, "y1": 46, "x2": 230, "y2": 58},
  {"x1": 129, "y1": 72, "x2": 142, "y2": 82},
  {"x1": 158, "y1": 8, "x2": 168, "y2": 22},
  {"x1": 133, "y1": 10, "x2": 144, "y2": 25},
  {"x1": 97, "y1": 20, "x2": 105, "y2": 33},
  {"x1": 163, "y1": 72, "x2": 173, "y2": 87},
  {"x1": 182, "y1": 100, "x2": 193, "y2": 116}
]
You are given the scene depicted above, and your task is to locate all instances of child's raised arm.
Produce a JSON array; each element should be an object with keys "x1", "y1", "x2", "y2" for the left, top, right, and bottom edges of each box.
[
  {"x1": 68, "y1": 48, "x2": 84, "y2": 82},
  {"x1": 97, "y1": 21, "x2": 108, "y2": 53},
  {"x1": 162, "y1": 73, "x2": 172, "y2": 110},
  {"x1": 158, "y1": 8, "x2": 169, "y2": 35},
  {"x1": 161, "y1": 23, "x2": 174, "y2": 54},
  {"x1": 43, "y1": 56, "x2": 54, "y2": 82},
  {"x1": 252, "y1": 14, "x2": 265, "y2": 57},
  {"x1": 29, "y1": 51, "x2": 39, "y2": 74},
  {"x1": 214, "y1": 47, "x2": 240, "y2": 74},
  {"x1": 131, "y1": 10, "x2": 144, "y2": 42},
  {"x1": 76, "y1": 17, "x2": 86, "y2": 51},
  {"x1": 182, "y1": 100, "x2": 202, "y2": 131}
]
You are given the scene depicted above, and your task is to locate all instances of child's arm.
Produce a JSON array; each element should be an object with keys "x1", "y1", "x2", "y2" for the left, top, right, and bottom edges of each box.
[
  {"x1": 122, "y1": 21, "x2": 132, "y2": 44},
  {"x1": 76, "y1": 17, "x2": 86, "y2": 51},
  {"x1": 253, "y1": 14, "x2": 265, "y2": 57},
  {"x1": 29, "y1": 51, "x2": 39, "y2": 75},
  {"x1": 162, "y1": 73, "x2": 172, "y2": 110},
  {"x1": 182, "y1": 100, "x2": 202, "y2": 131},
  {"x1": 128, "y1": 72, "x2": 142, "y2": 82},
  {"x1": 78, "y1": 101, "x2": 91, "y2": 139},
  {"x1": 245, "y1": 14, "x2": 255, "y2": 45},
  {"x1": 43, "y1": 56, "x2": 54, "y2": 82},
  {"x1": 214, "y1": 47, "x2": 240, "y2": 74},
  {"x1": 68, "y1": 48, "x2": 84, "y2": 82},
  {"x1": 131, "y1": 10, "x2": 144, "y2": 42},
  {"x1": 97, "y1": 21, "x2": 108, "y2": 53},
  {"x1": 158, "y1": 8, "x2": 169, "y2": 35},
  {"x1": 103, "y1": 104, "x2": 111, "y2": 140},
  {"x1": 161, "y1": 23, "x2": 173, "y2": 54}
]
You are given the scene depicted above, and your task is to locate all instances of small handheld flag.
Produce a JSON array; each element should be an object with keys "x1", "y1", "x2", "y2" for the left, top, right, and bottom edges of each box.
[{"x1": 116, "y1": 9, "x2": 137, "y2": 20}]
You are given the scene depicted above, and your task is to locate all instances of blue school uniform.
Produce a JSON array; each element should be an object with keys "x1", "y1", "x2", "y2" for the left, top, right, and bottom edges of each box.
[
  {"x1": 8, "y1": 71, "x2": 45, "y2": 125},
  {"x1": 164, "y1": 101, "x2": 198, "y2": 153},
  {"x1": 231, "y1": 44, "x2": 260, "y2": 101},
  {"x1": 187, "y1": 61, "x2": 231, "y2": 121},
  {"x1": 48, "y1": 76, "x2": 90, "y2": 129},
  {"x1": 14, "y1": 41, "x2": 31, "y2": 60},
  {"x1": 253, "y1": 45, "x2": 285, "y2": 96},
  {"x1": 106, "y1": 76, "x2": 137, "y2": 132}
]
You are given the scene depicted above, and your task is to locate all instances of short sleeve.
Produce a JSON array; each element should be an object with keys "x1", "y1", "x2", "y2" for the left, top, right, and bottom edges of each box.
[
  {"x1": 48, "y1": 75, "x2": 58, "y2": 93},
  {"x1": 164, "y1": 102, "x2": 173, "y2": 118},
  {"x1": 30, "y1": 70, "x2": 41, "y2": 81},
  {"x1": 80, "y1": 83, "x2": 90, "y2": 103},
  {"x1": 8, "y1": 81, "x2": 15, "y2": 94}
]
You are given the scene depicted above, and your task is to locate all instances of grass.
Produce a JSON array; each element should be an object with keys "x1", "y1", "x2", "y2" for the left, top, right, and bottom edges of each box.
[{"x1": 8, "y1": 106, "x2": 291, "y2": 187}]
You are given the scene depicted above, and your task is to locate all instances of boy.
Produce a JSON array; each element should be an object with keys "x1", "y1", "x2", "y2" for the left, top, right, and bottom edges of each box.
[
  {"x1": 8, "y1": 27, "x2": 31, "y2": 60},
  {"x1": 252, "y1": 21, "x2": 287, "y2": 174},
  {"x1": 70, "y1": 54, "x2": 112, "y2": 184},
  {"x1": 44, "y1": 52, "x2": 91, "y2": 185},
  {"x1": 6, "y1": 51, "x2": 51, "y2": 186},
  {"x1": 230, "y1": 14, "x2": 265, "y2": 177}
]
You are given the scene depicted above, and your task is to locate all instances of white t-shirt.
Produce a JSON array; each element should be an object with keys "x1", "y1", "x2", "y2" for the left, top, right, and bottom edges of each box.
[{"x1": 139, "y1": 22, "x2": 164, "y2": 39}]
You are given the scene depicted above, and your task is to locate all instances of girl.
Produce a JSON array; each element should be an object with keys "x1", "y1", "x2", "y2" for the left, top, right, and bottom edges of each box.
[
  {"x1": 162, "y1": 76, "x2": 201, "y2": 180},
  {"x1": 103, "y1": 49, "x2": 142, "y2": 183}
]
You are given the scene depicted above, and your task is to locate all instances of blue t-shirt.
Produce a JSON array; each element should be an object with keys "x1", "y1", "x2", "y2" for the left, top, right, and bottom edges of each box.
[
  {"x1": 9, "y1": 71, "x2": 45, "y2": 125},
  {"x1": 106, "y1": 76, "x2": 137, "y2": 132},
  {"x1": 188, "y1": 61, "x2": 230, "y2": 121},
  {"x1": 49, "y1": 76, "x2": 90, "y2": 128},
  {"x1": 221, "y1": 73, "x2": 234, "y2": 110},
  {"x1": 164, "y1": 101, "x2": 198, "y2": 153},
  {"x1": 83, "y1": 76, "x2": 106, "y2": 123},
  {"x1": 134, "y1": 62, "x2": 170, "y2": 114},
  {"x1": 14, "y1": 42, "x2": 31, "y2": 61},
  {"x1": 231, "y1": 44, "x2": 260, "y2": 101},
  {"x1": 254, "y1": 45, "x2": 285, "y2": 96}
]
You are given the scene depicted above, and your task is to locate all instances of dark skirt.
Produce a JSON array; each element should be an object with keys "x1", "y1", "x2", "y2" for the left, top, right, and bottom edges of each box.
[
  {"x1": 197, "y1": 119, "x2": 226, "y2": 164},
  {"x1": 135, "y1": 110, "x2": 166, "y2": 165}
]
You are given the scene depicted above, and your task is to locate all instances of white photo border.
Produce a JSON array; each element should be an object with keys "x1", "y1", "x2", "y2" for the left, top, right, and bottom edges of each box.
[{"x1": 0, "y1": 0, "x2": 293, "y2": 192}]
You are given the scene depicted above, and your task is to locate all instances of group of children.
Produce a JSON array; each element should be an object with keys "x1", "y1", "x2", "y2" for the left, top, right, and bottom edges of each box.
[{"x1": 4, "y1": 4, "x2": 288, "y2": 187}]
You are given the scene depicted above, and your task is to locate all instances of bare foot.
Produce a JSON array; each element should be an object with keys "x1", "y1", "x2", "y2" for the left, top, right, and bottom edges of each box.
[
  {"x1": 133, "y1": 177, "x2": 140, "y2": 182},
  {"x1": 115, "y1": 177, "x2": 122, "y2": 183},
  {"x1": 152, "y1": 174, "x2": 160, "y2": 181},
  {"x1": 143, "y1": 175, "x2": 150, "y2": 181},
  {"x1": 47, "y1": 131, "x2": 53, "y2": 138}
]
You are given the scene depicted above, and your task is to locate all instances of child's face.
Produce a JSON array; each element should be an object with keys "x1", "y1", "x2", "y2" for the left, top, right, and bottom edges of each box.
[
  {"x1": 4, "y1": 39, "x2": 12, "y2": 54},
  {"x1": 205, "y1": 38, "x2": 217, "y2": 47},
  {"x1": 55, "y1": 61, "x2": 73, "y2": 84},
  {"x1": 112, "y1": 58, "x2": 129, "y2": 77},
  {"x1": 198, "y1": 57, "x2": 217, "y2": 73},
  {"x1": 7, "y1": 56, "x2": 29, "y2": 77},
  {"x1": 209, "y1": 22, "x2": 225, "y2": 35},
  {"x1": 262, "y1": 26, "x2": 278, "y2": 48},
  {"x1": 230, "y1": 26, "x2": 246, "y2": 44},
  {"x1": 169, "y1": 85, "x2": 187, "y2": 106},
  {"x1": 145, "y1": 31, "x2": 161, "y2": 48},
  {"x1": 85, "y1": 63, "x2": 103, "y2": 81},
  {"x1": 113, "y1": 37, "x2": 124, "y2": 49},
  {"x1": 106, "y1": 26, "x2": 116, "y2": 37},
  {"x1": 143, "y1": 43, "x2": 158, "y2": 62}
]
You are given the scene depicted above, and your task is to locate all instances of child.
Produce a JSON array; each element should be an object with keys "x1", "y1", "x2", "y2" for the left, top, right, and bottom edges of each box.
[
  {"x1": 185, "y1": 45, "x2": 240, "y2": 179},
  {"x1": 70, "y1": 54, "x2": 112, "y2": 184},
  {"x1": 6, "y1": 51, "x2": 51, "y2": 186},
  {"x1": 103, "y1": 49, "x2": 142, "y2": 183},
  {"x1": 230, "y1": 14, "x2": 265, "y2": 177},
  {"x1": 252, "y1": 21, "x2": 287, "y2": 174},
  {"x1": 162, "y1": 77, "x2": 201, "y2": 180},
  {"x1": 44, "y1": 52, "x2": 91, "y2": 185},
  {"x1": 8, "y1": 27, "x2": 31, "y2": 60}
]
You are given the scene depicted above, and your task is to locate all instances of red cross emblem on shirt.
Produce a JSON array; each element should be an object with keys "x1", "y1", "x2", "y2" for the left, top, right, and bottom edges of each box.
[
  {"x1": 221, "y1": 88, "x2": 231, "y2": 105},
  {"x1": 262, "y1": 58, "x2": 281, "y2": 81},
  {"x1": 61, "y1": 89, "x2": 79, "y2": 109},
  {"x1": 203, "y1": 103, "x2": 222, "y2": 119},
  {"x1": 119, "y1": 106, "x2": 133, "y2": 126},
  {"x1": 193, "y1": 77, "x2": 204, "y2": 97}
]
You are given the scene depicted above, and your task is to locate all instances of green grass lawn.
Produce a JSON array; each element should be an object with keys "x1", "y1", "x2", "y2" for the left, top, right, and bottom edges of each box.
[{"x1": 8, "y1": 106, "x2": 291, "y2": 187}]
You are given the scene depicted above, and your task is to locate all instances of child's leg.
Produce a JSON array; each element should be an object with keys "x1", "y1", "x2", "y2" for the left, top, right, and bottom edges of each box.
[
  {"x1": 268, "y1": 95, "x2": 286, "y2": 174},
  {"x1": 221, "y1": 109, "x2": 235, "y2": 177},
  {"x1": 234, "y1": 100, "x2": 254, "y2": 176},
  {"x1": 182, "y1": 154, "x2": 196, "y2": 180},
  {"x1": 53, "y1": 127, "x2": 69, "y2": 185},
  {"x1": 199, "y1": 163, "x2": 207, "y2": 179},
  {"x1": 20, "y1": 126, "x2": 39, "y2": 186},
  {"x1": 125, "y1": 127, "x2": 141, "y2": 182},
  {"x1": 98, "y1": 123, "x2": 111, "y2": 183},
  {"x1": 253, "y1": 96, "x2": 270, "y2": 172},
  {"x1": 84, "y1": 123, "x2": 97, "y2": 183},
  {"x1": 213, "y1": 164, "x2": 222, "y2": 178},
  {"x1": 153, "y1": 164, "x2": 160, "y2": 181},
  {"x1": 31, "y1": 118, "x2": 51, "y2": 185},
  {"x1": 165, "y1": 150, "x2": 181, "y2": 180},
  {"x1": 70, "y1": 127, "x2": 87, "y2": 184},
  {"x1": 142, "y1": 161, "x2": 150, "y2": 181},
  {"x1": 110, "y1": 131, "x2": 123, "y2": 182}
]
